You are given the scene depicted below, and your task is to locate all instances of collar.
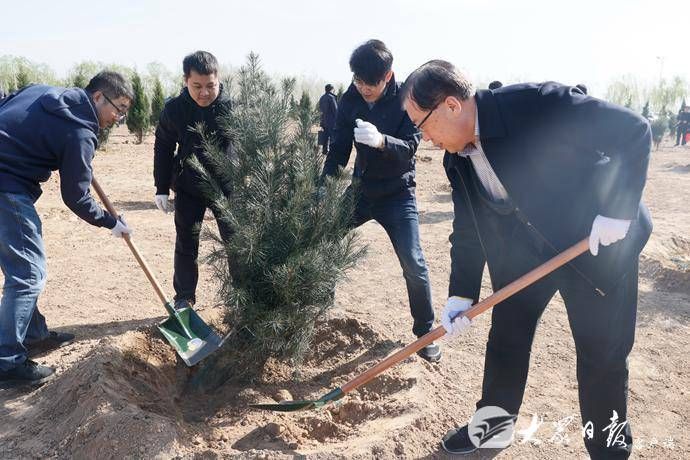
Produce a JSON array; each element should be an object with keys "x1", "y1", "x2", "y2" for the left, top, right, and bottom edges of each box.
[{"x1": 474, "y1": 89, "x2": 507, "y2": 140}]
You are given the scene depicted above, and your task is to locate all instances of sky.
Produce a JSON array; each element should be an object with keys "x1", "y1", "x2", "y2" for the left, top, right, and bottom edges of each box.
[{"x1": 2, "y1": 0, "x2": 688, "y2": 96}]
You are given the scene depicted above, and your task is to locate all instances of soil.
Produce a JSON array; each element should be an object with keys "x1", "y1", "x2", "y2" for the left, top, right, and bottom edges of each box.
[{"x1": 1, "y1": 127, "x2": 688, "y2": 459}]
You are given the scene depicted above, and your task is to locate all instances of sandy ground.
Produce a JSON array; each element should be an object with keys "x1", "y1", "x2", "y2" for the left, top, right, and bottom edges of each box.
[{"x1": 0, "y1": 126, "x2": 688, "y2": 459}]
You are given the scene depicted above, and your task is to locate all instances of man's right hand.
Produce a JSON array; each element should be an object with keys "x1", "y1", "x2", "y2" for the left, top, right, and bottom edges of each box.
[
  {"x1": 111, "y1": 215, "x2": 133, "y2": 238},
  {"x1": 441, "y1": 296, "x2": 473, "y2": 338},
  {"x1": 155, "y1": 194, "x2": 170, "y2": 214}
]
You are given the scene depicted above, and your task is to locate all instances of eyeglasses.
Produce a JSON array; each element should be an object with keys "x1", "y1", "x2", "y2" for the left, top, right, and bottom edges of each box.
[
  {"x1": 416, "y1": 104, "x2": 438, "y2": 131},
  {"x1": 352, "y1": 76, "x2": 381, "y2": 89},
  {"x1": 102, "y1": 94, "x2": 128, "y2": 120}
]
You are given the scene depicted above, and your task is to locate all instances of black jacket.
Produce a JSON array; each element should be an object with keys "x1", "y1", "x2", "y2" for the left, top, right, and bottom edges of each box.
[
  {"x1": 445, "y1": 82, "x2": 653, "y2": 299},
  {"x1": 322, "y1": 76, "x2": 421, "y2": 200},
  {"x1": 318, "y1": 91, "x2": 338, "y2": 130},
  {"x1": 154, "y1": 85, "x2": 232, "y2": 197}
]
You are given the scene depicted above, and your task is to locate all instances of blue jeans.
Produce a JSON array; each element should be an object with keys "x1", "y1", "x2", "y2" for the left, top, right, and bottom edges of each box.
[
  {"x1": 0, "y1": 192, "x2": 49, "y2": 371},
  {"x1": 352, "y1": 190, "x2": 434, "y2": 337}
]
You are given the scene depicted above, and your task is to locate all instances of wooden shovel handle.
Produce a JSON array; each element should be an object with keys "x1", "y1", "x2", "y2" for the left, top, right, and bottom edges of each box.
[
  {"x1": 91, "y1": 176, "x2": 170, "y2": 306},
  {"x1": 341, "y1": 238, "x2": 590, "y2": 394}
]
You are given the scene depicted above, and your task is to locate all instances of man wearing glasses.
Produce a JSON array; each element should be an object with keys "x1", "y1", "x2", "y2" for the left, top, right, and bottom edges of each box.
[
  {"x1": 153, "y1": 50, "x2": 233, "y2": 312},
  {"x1": 0, "y1": 71, "x2": 134, "y2": 388},
  {"x1": 321, "y1": 40, "x2": 439, "y2": 362},
  {"x1": 403, "y1": 60, "x2": 651, "y2": 458}
]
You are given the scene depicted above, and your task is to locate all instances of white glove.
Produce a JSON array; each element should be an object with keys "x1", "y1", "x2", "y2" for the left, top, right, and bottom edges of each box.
[
  {"x1": 354, "y1": 119, "x2": 384, "y2": 149},
  {"x1": 111, "y1": 215, "x2": 132, "y2": 238},
  {"x1": 441, "y1": 296, "x2": 473, "y2": 338},
  {"x1": 588, "y1": 215, "x2": 631, "y2": 256},
  {"x1": 155, "y1": 194, "x2": 170, "y2": 213}
]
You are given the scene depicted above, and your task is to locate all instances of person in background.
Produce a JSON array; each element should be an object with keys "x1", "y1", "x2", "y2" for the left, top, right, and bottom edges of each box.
[{"x1": 318, "y1": 83, "x2": 338, "y2": 155}]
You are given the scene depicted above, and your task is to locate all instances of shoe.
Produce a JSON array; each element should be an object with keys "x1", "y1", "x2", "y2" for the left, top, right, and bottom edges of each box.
[
  {"x1": 174, "y1": 299, "x2": 195, "y2": 312},
  {"x1": 417, "y1": 342, "x2": 442, "y2": 363},
  {"x1": 441, "y1": 425, "x2": 477, "y2": 455},
  {"x1": 26, "y1": 331, "x2": 75, "y2": 358},
  {"x1": 0, "y1": 360, "x2": 55, "y2": 389}
]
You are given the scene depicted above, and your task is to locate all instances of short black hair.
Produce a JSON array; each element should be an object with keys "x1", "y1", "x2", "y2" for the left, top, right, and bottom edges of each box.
[
  {"x1": 325, "y1": 83, "x2": 334, "y2": 92},
  {"x1": 349, "y1": 39, "x2": 393, "y2": 86},
  {"x1": 183, "y1": 50, "x2": 219, "y2": 78},
  {"x1": 488, "y1": 80, "x2": 503, "y2": 90},
  {"x1": 84, "y1": 71, "x2": 134, "y2": 101},
  {"x1": 402, "y1": 60, "x2": 474, "y2": 111},
  {"x1": 575, "y1": 83, "x2": 588, "y2": 95}
]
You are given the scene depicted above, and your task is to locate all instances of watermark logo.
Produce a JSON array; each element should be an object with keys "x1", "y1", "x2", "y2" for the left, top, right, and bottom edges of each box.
[{"x1": 468, "y1": 406, "x2": 517, "y2": 448}]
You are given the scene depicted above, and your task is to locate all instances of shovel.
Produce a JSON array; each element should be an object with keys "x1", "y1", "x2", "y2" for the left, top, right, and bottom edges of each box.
[
  {"x1": 251, "y1": 238, "x2": 589, "y2": 411},
  {"x1": 91, "y1": 177, "x2": 224, "y2": 366}
]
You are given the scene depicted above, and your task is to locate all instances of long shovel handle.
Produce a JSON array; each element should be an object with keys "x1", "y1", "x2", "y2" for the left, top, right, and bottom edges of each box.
[
  {"x1": 91, "y1": 176, "x2": 171, "y2": 307},
  {"x1": 341, "y1": 238, "x2": 590, "y2": 394}
]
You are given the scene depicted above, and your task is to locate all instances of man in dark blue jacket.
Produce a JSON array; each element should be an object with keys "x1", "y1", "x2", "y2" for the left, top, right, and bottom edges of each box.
[
  {"x1": 0, "y1": 71, "x2": 134, "y2": 388},
  {"x1": 403, "y1": 60, "x2": 652, "y2": 459},
  {"x1": 318, "y1": 84, "x2": 338, "y2": 155},
  {"x1": 322, "y1": 40, "x2": 438, "y2": 362},
  {"x1": 153, "y1": 51, "x2": 233, "y2": 311}
]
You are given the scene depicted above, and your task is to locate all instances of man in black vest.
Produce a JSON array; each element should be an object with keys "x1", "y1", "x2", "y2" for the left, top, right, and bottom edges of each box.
[
  {"x1": 403, "y1": 60, "x2": 651, "y2": 459},
  {"x1": 322, "y1": 40, "x2": 438, "y2": 362},
  {"x1": 153, "y1": 50, "x2": 233, "y2": 311}
]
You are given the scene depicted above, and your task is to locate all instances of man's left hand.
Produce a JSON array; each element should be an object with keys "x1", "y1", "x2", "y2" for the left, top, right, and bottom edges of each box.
[
  {"x1": 354, "y1": 119, "x2": 384, "y2": 149},
  {"x1": 588, "y1": 215, "x2": 631, "y2": 256}
]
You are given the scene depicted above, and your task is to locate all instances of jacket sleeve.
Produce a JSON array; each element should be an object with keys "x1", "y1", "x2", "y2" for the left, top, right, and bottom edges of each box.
[
  {"x1": 59, "y1": 137, "x2": 116, "y2": 229},
  {"x1": 445, "y1": 154, "x2": 486, "y2": 302},
  {"x1": 541, "y1": 84, "x2": 652, "y2": 220},
  {"x1": 153, "y1": 106, "x2": 177, "y2": 195},
  {"x1": 321, "y1": 98, "x2": 354, "y2": 178},
  {"x1": 379, "y1": 112, "x2": 421, "y2": 163}
]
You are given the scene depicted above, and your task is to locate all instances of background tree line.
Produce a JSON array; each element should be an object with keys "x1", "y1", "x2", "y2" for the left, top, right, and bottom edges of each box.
[{"x1": 1, "y1": 54, "x2": 688, "y2": 150}]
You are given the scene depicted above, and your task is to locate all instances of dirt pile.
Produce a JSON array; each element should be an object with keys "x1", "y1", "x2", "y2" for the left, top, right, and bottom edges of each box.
[
  {"x1": 1, "y1": 317, "x2": 436, "y2": 459},
  {"x1": 0, "y1": 331, "x2": 183, "y2": 458}
]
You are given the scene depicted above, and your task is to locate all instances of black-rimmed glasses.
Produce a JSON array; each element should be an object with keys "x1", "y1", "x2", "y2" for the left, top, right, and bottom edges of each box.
[
  {"x1": 103, "y1": 94, "x2": 128, "y2": 119},
  {"x1": 416, "y1": 105, "x2": 437, "y2": 130}
]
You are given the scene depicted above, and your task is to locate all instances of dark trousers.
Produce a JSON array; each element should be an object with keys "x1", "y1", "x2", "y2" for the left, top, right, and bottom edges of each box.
[
  {"x1": 675, "y1": 125, "x2": 687, "y2": 145},
  {"x1": 351, "y1": 190, "x2": 434, "y2": 337},
  {"x1": 477, "y1": 234, "x2": 637, "y2": 459},
  {"x1": 320, "y1": 127, "x2": 334, "y2": 155},
  {"x1": 173, "y1": 190, "x2": 233, "y2": 303}
]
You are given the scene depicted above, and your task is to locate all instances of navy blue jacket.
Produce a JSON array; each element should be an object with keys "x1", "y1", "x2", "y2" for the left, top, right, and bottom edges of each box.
[
  {"x1": 153, "y1": 85, "x2": 232, "y2": 197},
  {"x1": 322, "y1": 76, "x2": 421, "y2": 200},
  {"x1": 445, "y1": 83, "x2": 653, "y2": 298},
  {"x1": 318, "y1": 91, "x2": 338, "y2": 130},
  {"x1": 0, "y1": 85, "x2": 116, "y2": 228}
]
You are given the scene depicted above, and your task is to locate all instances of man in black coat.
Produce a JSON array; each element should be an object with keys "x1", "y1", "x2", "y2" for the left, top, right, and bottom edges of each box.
[
  {"x1": 318, "y1": 83, "x2": 338, "y2": 155},
  {"x1": 322, "y1": 40, "x2": 438, "y2": 362},
  {"x1": 153, "y1": 50, "x2": 233, "y2": 310},
  {"x1": 675, "y1": 104, "x2": 690, "y2": 146},
  {"x1": 403, "y1": 60, "x2": 652, "y2": 459}
]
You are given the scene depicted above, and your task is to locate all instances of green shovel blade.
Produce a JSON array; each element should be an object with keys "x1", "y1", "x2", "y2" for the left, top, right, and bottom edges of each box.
[
  {"x1": 249, "y1": 388, "x2": 345, "y2": 412},
  {"x1": 158, "y1": 306, "x2": 223, "y2": 366}
]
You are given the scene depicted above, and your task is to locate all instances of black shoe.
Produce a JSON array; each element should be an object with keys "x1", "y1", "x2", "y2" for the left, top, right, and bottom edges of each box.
[
  {"x1": 174, "y1": 298, "x2": 194, "y2": 311},
  {"x1": 417, "y1": 342, "x2": 442, "y2": 363},
  {"x1": 26, "y1": 331, "x2": 75, "y2": 358},
  {"x1": 441, "y1": 425, "x2": 477, "y2": 455},
  {"x1": 0, "y1": 360, "x2": 55, "y2": 389}
]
